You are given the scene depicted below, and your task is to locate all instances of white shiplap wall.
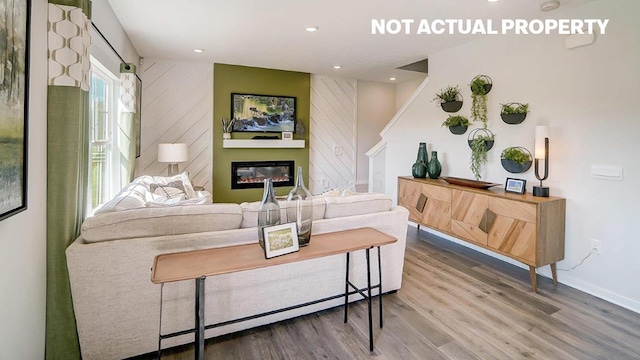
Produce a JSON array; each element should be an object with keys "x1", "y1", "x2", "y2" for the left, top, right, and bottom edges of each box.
[
  {"x1": 137, "y1": 59, "x2": 213, "y2": 190},
  {"x1": 309, "y1": 75, "x2": 357, "y2": 193}
]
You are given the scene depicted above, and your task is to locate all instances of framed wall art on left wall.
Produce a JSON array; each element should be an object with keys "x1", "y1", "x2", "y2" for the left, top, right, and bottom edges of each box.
[{"x1": 0, "y1": 0, "x2": 30, "y2": 221}]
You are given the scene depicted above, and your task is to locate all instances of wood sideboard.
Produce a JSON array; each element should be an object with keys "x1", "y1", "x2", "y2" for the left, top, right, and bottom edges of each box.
[{"x1": 397, "y1": 176, "x2": 566, "y2": 292}]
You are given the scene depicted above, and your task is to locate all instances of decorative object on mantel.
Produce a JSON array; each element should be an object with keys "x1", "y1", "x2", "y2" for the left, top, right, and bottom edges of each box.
[
  {"x1": 533, "y1": 125, "x2": 550, "y2": 197},
  {"x1": 468, "y1": 128, "x2": 495, "y2": 180},
  {"x1": 427, "y1": 151, "x2": 442, "y2": 179},
  {"x1": 157, "y1": 143, "x2": 188, "y2": 176},
  {"x1": 411, "y1": 142, "x2": 428, "y2": 178},
  {"x1": 286, "y1": 166, "x2": 313, "y2": 246},
  {"x1": 441, "y1": 176, "x2": 500, "y2": 189},
  {"x1": 282, "y1": 131, "x2": 293, "y2": 140},
  {"x1": 441, "y1": 115, "x2": 471, "y2": 135},
  {"x1": 258, "y1": 178, "x2": 281, "y2": 249},
  {"x1": 432, "y1": 85, "x2": 463, "y2": 113},
  {"x1": 221, "y1": 118, "x2": 235, "y2": 139},
  {"x1": 470, "y1": 75, "x2": 492, "y2": 128},
  {"x1": 500, "y1": 103, "x2": 529, "y2": 125},
  {"x1": 295, "y1": 119, "x2": 306, "y2": 137},
  {"x1": 501, "y1": 146, "x2": 532, "y2": 173}
]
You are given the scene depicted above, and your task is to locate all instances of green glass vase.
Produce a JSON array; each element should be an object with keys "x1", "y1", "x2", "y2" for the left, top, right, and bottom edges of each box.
[
  {"x1": 412, "y1": 143, "x2": 428, "y2": 178},
  {"x1": 427, "y1": 151, "x2": 442, "y2": 179}
]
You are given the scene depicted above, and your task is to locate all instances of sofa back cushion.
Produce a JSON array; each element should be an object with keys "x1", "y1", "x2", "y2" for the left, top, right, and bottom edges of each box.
[
  {"x1": 240, "y1": 198, "x2": 326, "y2": 228},
  {"x1": 323, "y1": 193, "x2": 392, "y2": 219},
  {"x1": 82, "y1": 204, "x2": 242, "y2": 243}
]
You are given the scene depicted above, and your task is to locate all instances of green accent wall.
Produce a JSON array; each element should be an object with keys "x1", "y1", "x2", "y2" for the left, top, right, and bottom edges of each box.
[{"x1": 213, "y1": 63, "x2": 310, "y2": 203}]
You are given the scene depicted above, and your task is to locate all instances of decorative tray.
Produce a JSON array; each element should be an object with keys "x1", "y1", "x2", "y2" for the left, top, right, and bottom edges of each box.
[{"x1": 441, "y1": 177, "x2": 500, "y2": 189}]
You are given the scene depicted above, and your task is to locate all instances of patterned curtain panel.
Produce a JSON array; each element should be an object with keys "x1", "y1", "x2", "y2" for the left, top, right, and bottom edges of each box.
[
  {"x1": 119, "y1": 63, "x2": 138, "y2": 183},
  {"x1": 46, "y1": 1, "x2": 91, "y2": 359}
]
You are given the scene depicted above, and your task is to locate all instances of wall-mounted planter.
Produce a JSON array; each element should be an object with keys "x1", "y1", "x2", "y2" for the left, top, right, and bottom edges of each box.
[
  {"x1": 500, "y1": 102, "x2": 528, "y2": 125},
  {"x1": 500, "y1": 146, "x2": 532, "y2": 173},
  {"x1": 441, "y1": 100, "x2": 463, "y2": 113},
  {"x1": 501, "y1": 113, "x2": 526, "y2": 124},
  {"x1": 467, "y1": 128, "x2": 494, "y2": 151},
  {"x1": 449, "y1": 125, "x2": 468, "y2": 135},
  {"x1": 470, "y1": 75, "x2": 492, "y2": 95}
]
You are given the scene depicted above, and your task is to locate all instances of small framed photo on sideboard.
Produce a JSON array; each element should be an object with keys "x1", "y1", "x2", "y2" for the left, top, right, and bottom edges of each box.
[
  {"x1": 263, "y1": 222, "x2": 299, "y2": 259},
  {"x1": 505, "y1": 178, "x2": 527, "y2": 195},
  {"x1": 282, "y1": 131, "x2": 293, "y2": 140}
]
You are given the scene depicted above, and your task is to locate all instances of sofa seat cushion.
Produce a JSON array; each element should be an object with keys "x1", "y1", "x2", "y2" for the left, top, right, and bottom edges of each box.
[
  {"x1": 81, "y1": 204, "x2": 242, "y2": 243},
  {"x1": 323, "y1": 193, "x2": 392, "y2": 219}
]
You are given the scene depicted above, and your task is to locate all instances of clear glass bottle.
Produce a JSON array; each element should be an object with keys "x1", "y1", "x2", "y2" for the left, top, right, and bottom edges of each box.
[
  {"x1": 258, "y1": 178, "x2": 281, "y2": 249},
  {"x1": 286, "y1": 166, "x2": 313, "y2": 246}
]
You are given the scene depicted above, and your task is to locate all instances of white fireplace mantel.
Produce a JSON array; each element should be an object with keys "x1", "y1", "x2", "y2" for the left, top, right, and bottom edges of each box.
[{"x1": 222, "y1": 139, "x2": 305, "y2": 149}]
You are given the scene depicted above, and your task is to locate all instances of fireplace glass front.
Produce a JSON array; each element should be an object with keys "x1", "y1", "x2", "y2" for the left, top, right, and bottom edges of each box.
[{"x1": 231, "y1": 161, "x2": 295, "y2": 189}]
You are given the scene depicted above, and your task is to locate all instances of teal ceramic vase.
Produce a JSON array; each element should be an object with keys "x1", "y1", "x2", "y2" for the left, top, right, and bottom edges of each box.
[
  {"x1": 412, "y1": 143, "x2": 428, "y2": 178},
  {"x1": 427, "y1": 151, "x2": 442, "y2": 179}
]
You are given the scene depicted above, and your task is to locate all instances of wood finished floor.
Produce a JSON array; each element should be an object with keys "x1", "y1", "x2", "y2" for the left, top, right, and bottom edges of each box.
[{"x1": 134, "y1": 228, "x2": 640, "y2": 360}]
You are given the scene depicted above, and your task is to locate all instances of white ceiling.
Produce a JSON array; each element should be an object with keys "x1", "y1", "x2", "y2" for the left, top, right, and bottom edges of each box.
[{"x1": 106, "y1": 0, "x2": 595, "y2": 83}]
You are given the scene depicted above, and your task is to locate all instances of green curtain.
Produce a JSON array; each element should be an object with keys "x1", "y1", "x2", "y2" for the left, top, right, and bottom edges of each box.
[{"x1": 46, "y1": 1, "x2": 91, "y2": 359}]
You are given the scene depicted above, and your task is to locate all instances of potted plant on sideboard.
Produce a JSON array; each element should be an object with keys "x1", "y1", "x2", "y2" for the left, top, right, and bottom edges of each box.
[
  {"x1": 442, "y1": 115, "x2": 471, "y2": 135},
  {"x1": 500, "y1": 103, "x2": 529, "y2": 125},
  {"x1": 432, "y1": 85, "x2": 463, "y2": 113}
]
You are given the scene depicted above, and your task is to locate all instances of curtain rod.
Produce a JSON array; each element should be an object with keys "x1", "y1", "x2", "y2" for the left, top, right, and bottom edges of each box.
[{"x1": 91, "y1": 22, "x2": 142, "y2": 82}]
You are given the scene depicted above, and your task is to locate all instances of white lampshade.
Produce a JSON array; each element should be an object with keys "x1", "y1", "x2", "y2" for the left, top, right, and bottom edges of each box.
[
  {"x1": 157, "y1": 143, "x2": 188, "y2": 163},
  {"x1": 534, "y1": 126, "x2": 549, "y2": 159}
]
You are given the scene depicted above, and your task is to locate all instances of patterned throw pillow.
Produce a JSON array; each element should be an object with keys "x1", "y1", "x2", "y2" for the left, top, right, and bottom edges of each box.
[{"x1": 149, "y1": 181, "x2": 188, "y2": 199}]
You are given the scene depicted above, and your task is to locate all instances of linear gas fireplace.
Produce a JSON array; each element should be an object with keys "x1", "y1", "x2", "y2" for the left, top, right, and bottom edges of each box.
[{"x1": 231, "y1": 161, "x2": 295, "y2": 189}]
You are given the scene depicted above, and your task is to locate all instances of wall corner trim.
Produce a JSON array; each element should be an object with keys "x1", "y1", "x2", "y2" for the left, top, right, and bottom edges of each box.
[{"x1": 379, "y1": 76, "x2": 430, "y2": 138}]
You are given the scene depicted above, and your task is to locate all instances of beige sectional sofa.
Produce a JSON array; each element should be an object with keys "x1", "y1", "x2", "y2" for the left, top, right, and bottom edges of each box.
[{"x1": 66, "y1": 192, "x2": 409, "y2": 360}]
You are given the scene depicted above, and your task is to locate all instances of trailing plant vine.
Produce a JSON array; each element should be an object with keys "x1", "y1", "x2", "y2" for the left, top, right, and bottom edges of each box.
[
  {"x1": 471, "y1": 76, "x2": 489, "y2": 128},
  {"x1": 470, "y1": 134, "x2": 493, "y2": 180}
]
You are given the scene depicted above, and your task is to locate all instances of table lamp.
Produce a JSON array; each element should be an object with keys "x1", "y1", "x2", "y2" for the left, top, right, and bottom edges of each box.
[
  {"x1": 158, "y1": 143, "x2": 188, "y2": 176},
  {"x1": 533, "y1": 126, "x2": 549, "y2": 197}
]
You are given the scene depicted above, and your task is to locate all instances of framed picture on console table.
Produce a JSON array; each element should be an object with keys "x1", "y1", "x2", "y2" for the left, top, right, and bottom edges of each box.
[
  {"x1": 263, "y1": 222, "x2": 299, "y2": 259},
  {"x1": 505, "y1": 178, "x2": 526, "y2": 195},
  {"x1": 0, "y1": 0, "x2": 30, "y2": 222}
]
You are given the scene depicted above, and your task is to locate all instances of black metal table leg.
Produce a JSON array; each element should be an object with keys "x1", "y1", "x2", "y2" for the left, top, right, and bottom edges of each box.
[
  {"x1": 157, "y1": 283, "x2": 164, "y2": 360},
  {"x1": 344, "y1": 252, "x2": 350, "y2": 323},
  {"x1": 366, "y1": 248, "x2": 373, "y2": 352},
  {"x1": 378, "y1": 246, "x2": 383, "y2": 328},
  {"x1": 195, "y1": 276, "x2": 205, "y2": 360}
]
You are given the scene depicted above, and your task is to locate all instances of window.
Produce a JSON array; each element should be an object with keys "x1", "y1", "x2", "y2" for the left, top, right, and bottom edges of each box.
[{"x1": 88, "y1": 59, "x2": 121, "y2": 213}]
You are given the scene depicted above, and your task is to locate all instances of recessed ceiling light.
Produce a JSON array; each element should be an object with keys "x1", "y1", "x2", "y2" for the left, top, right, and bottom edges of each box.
[
  {"x1": 488, "y1": 0, "x2": 499, "y2": 2},
  {"x1": 305, "y1": 26, "x2": 319, "y2": 32},
  {"x1": 389, "y1": 77, "x2": 397, "y2": 81},
  {"x1": 333, "y1": 65, "x2": 342, "y2": 69},
  {"x1": 193, "y1": 49, "x2": 204, "y2": 53},
  {"x1": 540, "y1": 0, "x2": 560, "y2": 11}
]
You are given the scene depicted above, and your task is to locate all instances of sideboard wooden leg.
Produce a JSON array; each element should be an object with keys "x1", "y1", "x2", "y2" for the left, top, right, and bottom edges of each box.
[
  {"x1": 550, "y1": 263, "x2": 558, "y2": 286},
  {"x1": 529, "y1": 266, "x2": 537, "y2": 292}
]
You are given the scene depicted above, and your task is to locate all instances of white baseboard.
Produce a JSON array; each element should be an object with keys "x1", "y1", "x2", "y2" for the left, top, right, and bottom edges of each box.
[{"x1": 409, "y1": 223, "x2": 640, "y2": 314}]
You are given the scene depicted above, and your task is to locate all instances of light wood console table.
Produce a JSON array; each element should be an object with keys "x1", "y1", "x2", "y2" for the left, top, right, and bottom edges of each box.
[
  {"x1": 398, "y1": 176, "x2": 565, "y2": 292},
  {"x1": 151, "y1": 227, "x2": 397, "y2": 359}
]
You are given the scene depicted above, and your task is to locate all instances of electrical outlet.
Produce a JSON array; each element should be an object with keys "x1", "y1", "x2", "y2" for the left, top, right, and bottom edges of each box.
[{"x1": 591, "y1": 239, "x2": 602, "y2": 255}]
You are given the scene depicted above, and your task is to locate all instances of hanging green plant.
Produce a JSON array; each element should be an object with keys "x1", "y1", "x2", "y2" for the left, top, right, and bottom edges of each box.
[
  {"x1": 470, "y1": 75, "x2": 492, "y2": 128},
  {"x1": 441, "y1": 115, "x2": 471, "y2": 135},
  {"x1": 468, "y1": 128, "x2": 495, "y2": 180},
  {"x1": 500, "y1": 102, "x2": 529, "y2": 124},
  {"x1": 500, "y1": 146, "x2": 532, "y2": 173},
  {"x1": 432, "y1": 85, "x2": 463, "y2": 112}
]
